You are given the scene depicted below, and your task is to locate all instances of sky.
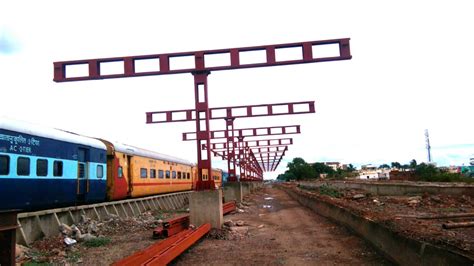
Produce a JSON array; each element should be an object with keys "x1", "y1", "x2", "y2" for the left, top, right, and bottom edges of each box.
[{"x1": 1, "y1": 1, "x2": 473, "y2": 179}]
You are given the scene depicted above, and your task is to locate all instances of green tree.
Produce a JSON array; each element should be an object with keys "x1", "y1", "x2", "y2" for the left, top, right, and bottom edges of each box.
[
  {"x1": 347, "y1": 164, "x2": 356, "y2": 172},
  {"x1": 379, "y1": 164, "x2": 390, "y2": 169},
  {"x1": 409, "y1": 159, "x2": 417, "y2": 169},
  {"x1": 312, "y1": 162, "x2": 335, "y2": 176},
  {"x1": 414, "y1": 163, "x2": 437, "y2": 179},
  {"x1": 287, "y1": 157, "x2": 316, "y2": 180},
  {"x1": 401, "y1": 164, "x2": 410, "y2": 171},
  {"x1": 391, "y1": 162, "x2": 401, "y2": 169}
]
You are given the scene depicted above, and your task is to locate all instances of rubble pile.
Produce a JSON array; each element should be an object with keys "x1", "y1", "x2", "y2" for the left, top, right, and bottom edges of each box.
[
  {"x1": 20, "y1": 211, "x2": 168, "y2": 264},
  {"x1": 206, "y1": 219, "x2": 249, "y2": 240}
]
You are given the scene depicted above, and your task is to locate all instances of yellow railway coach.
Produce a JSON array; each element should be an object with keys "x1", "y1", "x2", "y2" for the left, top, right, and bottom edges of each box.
[{"x1": 100, "y1": 141, "x2": 196, "y2": 199}]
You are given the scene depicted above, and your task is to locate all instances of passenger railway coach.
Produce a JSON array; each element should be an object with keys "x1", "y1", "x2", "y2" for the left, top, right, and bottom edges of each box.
[{"x1": 0, "y1": 118, "x2": 222, "y2": 211}]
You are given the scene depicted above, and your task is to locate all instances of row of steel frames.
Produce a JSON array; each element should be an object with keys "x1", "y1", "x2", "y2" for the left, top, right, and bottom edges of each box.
[{"x1": 53, "y1": 38, "x2": 352, "y2": 190}]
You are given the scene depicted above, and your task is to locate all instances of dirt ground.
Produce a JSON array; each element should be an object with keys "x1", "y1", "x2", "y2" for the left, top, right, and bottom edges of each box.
[
  {"x1": 290, "y1": 181, "x2": 474, "y2": 260},
  {"x1": 174, "y1": 186, "x2": 392, "y2": 265},
  {"x1": 19, "y1": 186, "x2": 392, "y2": 265},
  {"x1": 18, "y1": 182, "x2": 474, "y2": 264}
]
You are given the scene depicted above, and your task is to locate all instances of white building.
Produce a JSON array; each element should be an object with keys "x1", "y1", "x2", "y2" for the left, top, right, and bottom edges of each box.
[{"x1": 359, "y1": 164, "x2": 389, "y2": 180}]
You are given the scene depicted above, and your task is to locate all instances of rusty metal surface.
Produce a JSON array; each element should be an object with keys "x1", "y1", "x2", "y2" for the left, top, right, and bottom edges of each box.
[
  {"x1": 113, "y1": 224, "x2": 211, "y2": 266},
  {"x1": 223, "y1": 201, "x2": 236, "y2": 215},
  {"x1": 144, "y1": 223, "x2": 211, "y2": 265},
  {"x1": 113, "y1": 229, "x2": 193, "y2": 266},
  {"x1": 161, "y1": 215, "x2": 190, "y2": 238},
  {"x1": 53, "y1": 39, "x2": 351, "y2": 82}
]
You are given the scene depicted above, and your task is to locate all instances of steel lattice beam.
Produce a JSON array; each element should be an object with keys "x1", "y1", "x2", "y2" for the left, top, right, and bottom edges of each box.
[
  {"x1": 207, "y1": 138, "x2": 293, "y2": 150},
  {"x1": 146, "y1": 101, "x2": 315, "y2": 123},
  {"x1": 183, "y1": 125, "x2": 300, "y2": 141},
  {"x1": 53, "y1": 38, "x2": 351, "y2": 82},
  {"x1": 215, "y1": 146, "x2": 289, "y2": 154}
]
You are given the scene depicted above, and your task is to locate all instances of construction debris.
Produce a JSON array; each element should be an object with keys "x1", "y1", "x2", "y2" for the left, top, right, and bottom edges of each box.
[{"x1": 22, "y1": 210, "x2": 178, "y2": 264}]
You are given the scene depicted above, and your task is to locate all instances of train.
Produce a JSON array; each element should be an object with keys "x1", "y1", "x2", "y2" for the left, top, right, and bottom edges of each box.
[{"x1": 0, "y1": 118, "x2": 222, "y2": 211}]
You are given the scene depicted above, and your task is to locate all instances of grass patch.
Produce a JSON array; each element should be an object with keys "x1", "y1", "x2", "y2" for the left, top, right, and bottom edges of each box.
[
  {"x1": 24, "y1": 262, "x2": 51, "y2": 266},
  {"x1": 66, "y1": 250, "x2": 82, "y2": 263},
  {"x1": 318, "y1": 184, "x2": 342, "y2": 198},
  {"x1": 297, "y1": 184, "x2": 318, "y2": 191},
  {"x1": 25, "y1": 250, "x2": 51, "y2": 265},
  {"x1": 297, "y1": 184, "x2": 342, "y2": 198},
  {"x1": 438, "y1": 207, "x2": 460, "y2": 213},
  {"x1": 83, "y1": 237, "x2": 111, "y2": 247}
]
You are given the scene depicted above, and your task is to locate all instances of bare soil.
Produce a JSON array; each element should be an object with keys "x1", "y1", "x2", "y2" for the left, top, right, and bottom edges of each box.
[
  {"x1": 289, "y1": 181, "x2": 474, "y2": 259},
  {"x1": 174, "y1": 186, "x2": 392, "y2": 265}
]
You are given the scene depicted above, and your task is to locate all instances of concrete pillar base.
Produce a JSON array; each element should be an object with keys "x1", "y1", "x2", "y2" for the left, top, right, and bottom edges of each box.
[
  {"x1": 190, "y1": 189, "x2": 223, "y2": 229},
  {"x1": 241, "y1": 182, "x2": 251, "y2": 197},
  {"x1": 223, "y1": 182, "x2": 243, "y2": 203}
]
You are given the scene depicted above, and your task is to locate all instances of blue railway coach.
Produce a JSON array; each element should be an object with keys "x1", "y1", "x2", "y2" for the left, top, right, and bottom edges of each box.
[{"x1": 0, "y1": 118, "x2": 107, "y2": 211}]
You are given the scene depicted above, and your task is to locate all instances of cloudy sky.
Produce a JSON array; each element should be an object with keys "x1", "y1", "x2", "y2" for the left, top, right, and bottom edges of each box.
[{"x1": 1, "y1": 1, "x2": 473, "y2": 179}]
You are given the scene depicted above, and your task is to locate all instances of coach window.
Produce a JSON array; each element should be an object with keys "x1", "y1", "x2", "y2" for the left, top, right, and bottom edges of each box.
[
  {"x1": 140, "y1": 168, "x2": 147, "y2": 178},
  {"x1": 0, "y1": 155, "x2": 10, "y2": 175},
  {"x1": 165, "y1": 170, "x2": 170, "y2": 179},
  {"x1": 118, "y1": 166, "x2": 123, "y2": 178},
  {"x1": 78, "y1": 164, "x2": 86, "y2": 178},
  {"x1": 17, "y1": 157, "x2": 30, "y2": 176},
  {"x1": 36, "y1": 159, "x2": 48, "y2": 177},
  {"x1": 53, "y1": 161, "x2": 63, "y2": 177},
  {"x1": 172, "y1": 171, "x2": 177, "y2": 179},
  {"x1": 97, "y1": 165, "x2": 104, "y2": 179},
  {"x1": 158, "y1": 170, "x2": 164, "y2": 179},
  {"x1": 150, "y1": 169, "x2": 156, "y2": 178},
  {"x1": 178, "y1": 171, "x2": 182, "y2": 179},
  {"x1": 187, "y1": 173, "x2": 190, "y2": 179}
]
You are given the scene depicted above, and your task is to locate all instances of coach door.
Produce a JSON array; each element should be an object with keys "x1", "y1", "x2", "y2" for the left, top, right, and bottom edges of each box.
[{"x1": 77, "y1": 148, "x2": 89, "y2": 202}]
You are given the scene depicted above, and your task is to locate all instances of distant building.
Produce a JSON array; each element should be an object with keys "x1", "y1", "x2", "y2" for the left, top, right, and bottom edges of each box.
[
  {"x1": 448, "y1": 166, "x2": 461, "y2": 174},
  {"x1": 322, "y1": 162, "x2": 348, "y2": 171},
  {"x1": 359, "y1": 164, "x2": 390, "y2": 180}
]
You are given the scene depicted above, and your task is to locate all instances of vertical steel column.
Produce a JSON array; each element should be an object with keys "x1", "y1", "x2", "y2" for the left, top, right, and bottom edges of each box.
[
  {"x1": 237, "y1": 136, "x2": 246, "y2": 181},
  {"x1": 243, "y1": 146, "x2": 250, "y2": 180},
  {"x1": 225, "y1": 118, "x2": 237, "y2": 182},
  {"x1": 192, "y1": 70, "x2": 215, "y2": 190}
]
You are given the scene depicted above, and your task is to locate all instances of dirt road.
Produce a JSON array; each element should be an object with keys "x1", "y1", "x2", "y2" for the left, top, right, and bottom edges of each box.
[{"x1": 175, "y1": 185, "x2": 392, "y2": 265}]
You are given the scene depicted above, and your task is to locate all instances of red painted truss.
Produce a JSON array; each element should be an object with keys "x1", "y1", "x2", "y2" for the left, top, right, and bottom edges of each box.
[
  {"x1": 207, "y1": 138, "x2": 293, "y2": 150},
  {"x1": 183, "y1": 125, "x2": 301, "y2": 141},
  {"x1": 53, "y1": 38, "x2": 351, "y2": 82},
  {"x1": 146, "y1": 101, "x2": 315, "y2": 123}
]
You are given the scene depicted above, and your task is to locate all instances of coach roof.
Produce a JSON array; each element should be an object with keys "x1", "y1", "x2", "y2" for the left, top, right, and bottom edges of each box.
[
  {"x1": 112, "y1": 142, "x2": 193, "y2": 166},
  {"x1": 0, "y1": 117, "x2": 107, "y2": 150}
]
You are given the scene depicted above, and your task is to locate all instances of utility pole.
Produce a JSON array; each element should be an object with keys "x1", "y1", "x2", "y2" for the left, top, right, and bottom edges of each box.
[{"x1": 425, "y1": 129, "x2": 432, "y2": 163}]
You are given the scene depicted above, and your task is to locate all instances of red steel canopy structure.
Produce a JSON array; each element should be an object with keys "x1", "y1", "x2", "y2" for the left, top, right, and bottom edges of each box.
[
  {"x1": 53, "y1": 38, "x2": 351, "y2": 190},
  {"x1": 146, "y1": 101, "x2": 313, "y2": 181}
]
